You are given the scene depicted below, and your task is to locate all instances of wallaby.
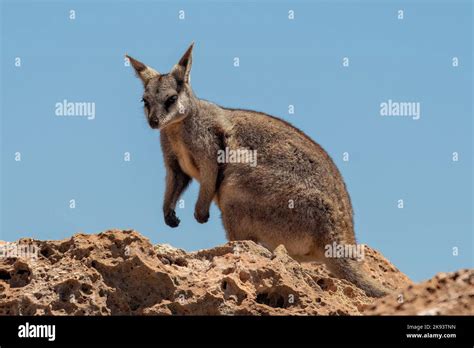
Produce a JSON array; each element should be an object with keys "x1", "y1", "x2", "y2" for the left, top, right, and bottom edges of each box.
[{"x1": 126, "y1": 43, "x2": 389, "y2": 297}]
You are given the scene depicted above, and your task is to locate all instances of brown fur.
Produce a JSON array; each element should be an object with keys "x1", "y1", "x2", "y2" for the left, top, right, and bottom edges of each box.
[{"x1": 127, "y1": 44, "x2": 389, "y2": 297}]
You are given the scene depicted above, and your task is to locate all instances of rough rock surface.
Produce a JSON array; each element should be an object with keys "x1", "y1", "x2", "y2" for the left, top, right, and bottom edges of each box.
[
  {"x1": 0, "y1": 230, "x2": 471, "y2": 315},
  {"x1": 365, "y1": 269, "x2": 473, "y2": 315}
]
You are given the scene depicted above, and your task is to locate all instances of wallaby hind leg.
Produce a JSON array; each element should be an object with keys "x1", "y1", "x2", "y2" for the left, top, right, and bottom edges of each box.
[
  {"x1": 220, "y1": 205, "x2": 259, "y2": 242},
  {"x1": 218, "y1": 190, "x2": 272, "y2": 244},
  {"x1": 221, "y1": 209, "x2": 317, "y2": 258}
]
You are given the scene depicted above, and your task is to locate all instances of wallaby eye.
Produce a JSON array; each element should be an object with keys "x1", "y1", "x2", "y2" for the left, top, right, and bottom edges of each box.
[
  {"x1": 164, "y1": 95, "x2": 178, "y2": 111},
  {"x1": 141, "y1": 97, "x2": 150, "y2": 109}
]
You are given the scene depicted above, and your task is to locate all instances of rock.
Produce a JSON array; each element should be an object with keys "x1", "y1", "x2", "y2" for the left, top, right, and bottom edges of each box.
[
  {"x1": 0, "y1": 229, "x2": 470, "y2": 315},
  {"x1": 364, "y1": 269, "x2": 474, "y2": 315}
]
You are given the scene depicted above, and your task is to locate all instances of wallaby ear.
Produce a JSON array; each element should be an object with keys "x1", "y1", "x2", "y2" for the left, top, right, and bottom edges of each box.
[
  {"x1": 126, "y1": 54, "x2": 160, "y2": 86},
  {"x1": 171, "y1": 42, "x2": 194, "y2": 84}
]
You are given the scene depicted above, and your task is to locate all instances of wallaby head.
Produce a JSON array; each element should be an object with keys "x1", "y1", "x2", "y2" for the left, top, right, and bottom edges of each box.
[{"x1": 126, "y1": 43, "x2": 197, "y2": 130}]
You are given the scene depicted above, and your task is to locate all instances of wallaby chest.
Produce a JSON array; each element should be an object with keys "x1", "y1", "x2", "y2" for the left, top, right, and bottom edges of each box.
[{"x1": 165, "y1": 124, "x2": 201, "y2": 181}]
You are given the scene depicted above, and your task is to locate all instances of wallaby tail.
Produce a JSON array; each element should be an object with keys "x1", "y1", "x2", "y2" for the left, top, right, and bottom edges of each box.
[{"x1": 325, "y1": 257, "x2": 389, "y2": 298}]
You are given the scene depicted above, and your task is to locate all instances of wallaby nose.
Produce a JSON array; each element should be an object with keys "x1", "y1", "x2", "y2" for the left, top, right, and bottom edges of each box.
[{"x1": 149, "y1": 117, "x2": 159, "y2": 129}]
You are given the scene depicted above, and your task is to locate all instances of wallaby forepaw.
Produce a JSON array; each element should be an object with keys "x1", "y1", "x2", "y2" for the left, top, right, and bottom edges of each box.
[
  {"x1": 164, "y1": 210, "x2": 180, "y2": 228},
  {"x1": 194, "y1": 210, "x2": 209, "y2": 224}
]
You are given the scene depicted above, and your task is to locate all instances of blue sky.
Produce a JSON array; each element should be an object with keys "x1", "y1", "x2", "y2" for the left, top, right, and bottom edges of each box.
[{"x1": 0, "y1": 0, "x2": 472, "y2": 282}]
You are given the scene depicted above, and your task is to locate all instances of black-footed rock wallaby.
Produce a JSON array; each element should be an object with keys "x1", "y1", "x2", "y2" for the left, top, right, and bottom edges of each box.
[{"x1": 126, "y1": 43, "x2": 389, "y2": 297}]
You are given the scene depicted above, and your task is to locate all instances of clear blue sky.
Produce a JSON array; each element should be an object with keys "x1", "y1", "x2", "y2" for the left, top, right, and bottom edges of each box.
[{"x1": 0, "y1": 0, "x2": 472, "y2": 282}]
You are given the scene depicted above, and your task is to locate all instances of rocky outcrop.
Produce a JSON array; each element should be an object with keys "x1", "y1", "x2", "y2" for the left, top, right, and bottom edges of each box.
[
  {"x1": 365, "y1": 269, "x2": 473, "y2": 315},
  {"x1": 0, "y1": 230, "x2": 471, "y2": 315}
]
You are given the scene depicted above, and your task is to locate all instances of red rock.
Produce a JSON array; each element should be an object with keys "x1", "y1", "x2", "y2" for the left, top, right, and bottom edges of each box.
[{"x1": 0, "y1": 230, "x2": 470, "y2": 315}]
